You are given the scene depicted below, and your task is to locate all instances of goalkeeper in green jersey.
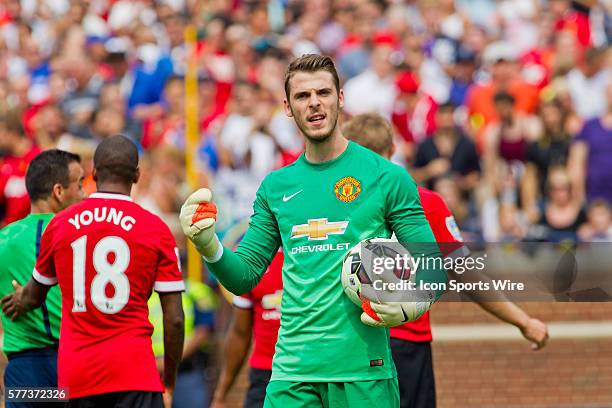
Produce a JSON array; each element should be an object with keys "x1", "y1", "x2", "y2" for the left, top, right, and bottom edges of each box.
[
  {"x1": 180, "y1": 54, "x2": 446, "y2": 407},
  {"x1": 0, "y1": 149, "x2": 84, "y2": 406}
]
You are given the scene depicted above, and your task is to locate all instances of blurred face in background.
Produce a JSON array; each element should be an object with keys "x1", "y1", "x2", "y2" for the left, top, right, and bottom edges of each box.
[
  {"x1": 49, "y1": 72, "x2": 67, "y2": 102},
  {"x1": 540, "y1": 102, "x2": 563, "y2": 133},
  {"x1": 453, "y1": 60, "x2": 476, "y2": 82},
  {"x1": 333, "y1": 4, "x2": 355, "y2": 31},
  {"x1": 9, "y1": 75, "x2": 30, "y2": 110},
  {"x1": 100, "y1": 84, "x2": 125, "y2": 113},
  {"x1": 232, "y1": 83, "x2": 256, "y2": 116},
  {"x1": 284, "y1": 70, "x2": 344, "y2": 143},
  {"x1": 164, "y1": 79, "x2": 184, "y2": 114},
  {"x1": 371, "y1": 45, "x2": 394, "y2": 79},
  {"x1": 547, "y1": 168, "x2": 572, "y2": 206},
  {"x1": 198, "y1": 79, "x2": 216, "y2": 107},
  {"x1": 494, "y1": 98, "x2": 514, "y2": 123},
  {"x1": 164, "y1": 14, "x2": 185, "y2": 49},
  {"x1": 435, "y1": 107, "x2": 455, "y2": 134},
  {"x1": 21, "y1": 37, "x2": 43, "y2": 69},
  {"x1": 463, "y1": 25, "x2": 488, "y2": 53},
  {"x1": 490, "y1": 59, "x2": 516, "y2": 84},
  {"x1": 589, "y1": 203, "x2": 612, "y2": 229},
  {"x1": 92, "y1": 108, "x2": 125, "y2": 139},
  {"x1": 38, "y1": 105, "x2": 65, "y2": 138}
]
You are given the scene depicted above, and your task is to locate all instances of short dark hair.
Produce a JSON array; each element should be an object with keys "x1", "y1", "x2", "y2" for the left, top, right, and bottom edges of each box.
[
  {"x1": 494, "y1": 91, "x2": 515, "y2": 105},
  {"x1": 284, "y1": 54, "x2": 340, "y2": 100},
  {"x1": 93, "y1": 134, "x2": 139, "y2": 184},
  {"x1": 26, "y1": 149, "x2": 81, "y2": 202},
  {"x1": 342, "y1": 113, "x2": 393, "y2": 157},
  {"x1": 438, "y1": 102, "x2": 455, "y2": 113}
]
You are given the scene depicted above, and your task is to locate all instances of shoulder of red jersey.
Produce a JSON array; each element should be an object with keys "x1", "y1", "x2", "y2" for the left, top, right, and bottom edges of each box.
[
  {"x1": 418, "y1": 187, "x2": 449, "y2": 218},
  {"x1": 417, "y1": 187, "x2": 467, "y2": 258}
]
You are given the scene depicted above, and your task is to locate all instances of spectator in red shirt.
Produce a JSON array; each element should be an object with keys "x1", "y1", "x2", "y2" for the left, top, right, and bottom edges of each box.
[
  {"x1": 141, "y1": 76, "x2": 185, "y2": 150},
  {"x1": 0, "y1": 110, "x2": 41, "y2": 227},
  {"x1": 391, "y1": 70, "x2": 438, "y2": 164}
]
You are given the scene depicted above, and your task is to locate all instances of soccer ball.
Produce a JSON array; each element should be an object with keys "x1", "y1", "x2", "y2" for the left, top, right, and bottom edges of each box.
[{"x1": 341, "y1": 237, "x2": 413, "y2": 307}]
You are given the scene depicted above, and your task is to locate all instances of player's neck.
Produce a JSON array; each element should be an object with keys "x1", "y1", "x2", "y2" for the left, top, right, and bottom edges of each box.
[
  {"x1": 30, "y1": 200, "x2": 53, "y2": 215},
  {"x1": 304, "y1": 132, "x2": 348, "y2": 164},
  {"x1": 96, "y1": 183, "x2": 133, "y2": 197}
]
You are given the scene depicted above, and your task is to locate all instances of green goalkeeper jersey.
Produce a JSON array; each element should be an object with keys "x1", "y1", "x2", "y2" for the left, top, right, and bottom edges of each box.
[
  {"x1": 0, "y1": 214, "x2": 61, "y2": 354},
  {"x1": 208, "y1": 141, "x2": 444, "y2": 382}
]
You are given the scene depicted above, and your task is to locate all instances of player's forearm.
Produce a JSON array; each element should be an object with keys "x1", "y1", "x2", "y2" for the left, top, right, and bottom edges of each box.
[
  {"x1": 161, "y1": 305, "x2": 184, "y2": 390},
  {"x1": 21, "y1": 279, "x2": 49, "y2": 311},
  {"x1": 206, "y1": 247, "x2": 267, "y2": 295},
  {"x1": 476, "y1": 301, "x2": 530, "y2": 330},
  {"x1": 214, "y1": 331, "x2": 251, "y2": 401}
]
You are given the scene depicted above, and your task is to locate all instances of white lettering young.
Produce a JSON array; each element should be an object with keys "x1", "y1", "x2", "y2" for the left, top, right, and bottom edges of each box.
[{"x1": 67, "y1": 207, "x2": 136, "y2": 232}]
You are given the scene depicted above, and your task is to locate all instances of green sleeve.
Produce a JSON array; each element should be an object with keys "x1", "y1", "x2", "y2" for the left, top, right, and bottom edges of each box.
[
  {"x1": 207, "y1": 180, "x2": 281, "y2": 295},
  {"x1": 383, "y1": 165, "x2": 447, "y2": 299}
]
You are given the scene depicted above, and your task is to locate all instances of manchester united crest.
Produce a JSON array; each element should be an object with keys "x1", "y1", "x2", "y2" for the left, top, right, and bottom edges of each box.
[{"x1": 334, "y1": 176, "x2": 361, "y2": 203}]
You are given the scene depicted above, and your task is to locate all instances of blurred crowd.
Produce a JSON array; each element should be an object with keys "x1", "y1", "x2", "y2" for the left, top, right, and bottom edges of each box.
[{"x1": 0, "y1": 0, "x2": 611, "y2": 244}]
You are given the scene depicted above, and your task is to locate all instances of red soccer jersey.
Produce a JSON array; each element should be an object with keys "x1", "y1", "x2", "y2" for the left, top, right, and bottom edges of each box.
[
  {"x1": 390, "y1": 187, "x2": 468, "y2": 343},
  {"x1": 33, "y1": 192, "x2": 184, "y2": 399},
  {"x1": 233, "y1": 251, "x2": 283, "y2": 371},
  {"x1": 0, "y1": 145, "x2": 41, "y2": 226}
]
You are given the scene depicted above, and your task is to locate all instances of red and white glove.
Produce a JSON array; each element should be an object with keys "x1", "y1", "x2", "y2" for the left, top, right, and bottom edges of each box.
[
  {"x1": 179, "y1": 189, "x2": 221, "y2": 261},
  {"x1": 360, "y1": 297, "x2": 432, "y2": 327}
]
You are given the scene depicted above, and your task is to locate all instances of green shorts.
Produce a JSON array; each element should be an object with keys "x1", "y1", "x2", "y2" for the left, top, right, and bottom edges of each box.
[{"x1": 263, "y1": 378, "x2": 399, "y2": 408}]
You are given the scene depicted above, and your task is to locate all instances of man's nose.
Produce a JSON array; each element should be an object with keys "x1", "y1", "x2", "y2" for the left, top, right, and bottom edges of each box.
[{"x1": 308, "y1": 91, "x2": 321, "y2": 108}]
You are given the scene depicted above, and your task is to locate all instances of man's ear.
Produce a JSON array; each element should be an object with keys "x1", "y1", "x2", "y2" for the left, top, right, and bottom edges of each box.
[
  {"x1": 283, "y1": 99, "x2": 293, "y2": 118},
  {"x1": 51, "y1": 182, "x2": 63, "y2": 203},
  {"x1": 338, "y1": 89, "x2": 344, "y2": 109},
  {"x1": 92, "y1": 168, "x2": 98, "y2": 182},
  {"x1": 133, "y1": 167, "x2": 140, "y2": 184}
]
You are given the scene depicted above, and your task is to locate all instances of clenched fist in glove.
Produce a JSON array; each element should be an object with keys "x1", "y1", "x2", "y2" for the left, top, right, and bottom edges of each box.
[{"x1": 179, "y1": 188, "x2": 222, "y2": 261}]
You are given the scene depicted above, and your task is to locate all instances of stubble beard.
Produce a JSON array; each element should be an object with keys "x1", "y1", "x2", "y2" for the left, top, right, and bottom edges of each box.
[{"x1": 292, "y1": 103, "x2": 340, "y2": 145}]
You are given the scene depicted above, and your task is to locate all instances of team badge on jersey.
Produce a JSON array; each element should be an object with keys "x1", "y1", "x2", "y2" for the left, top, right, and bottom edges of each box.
[
  {"x1": 334, "y1": 176, "x2": 361, "y2": 203},
  {"x1": 445, "y1": 216, "x2": 463, "y2": 242}
]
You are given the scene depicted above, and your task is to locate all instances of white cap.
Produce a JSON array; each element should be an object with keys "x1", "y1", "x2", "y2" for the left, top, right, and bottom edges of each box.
[
  {"x1": 105, "y1": 37, "x2": 131, "y2": 54},
  {"x1": 482, "y1": 41, "x2": 517, "y2": 65}
]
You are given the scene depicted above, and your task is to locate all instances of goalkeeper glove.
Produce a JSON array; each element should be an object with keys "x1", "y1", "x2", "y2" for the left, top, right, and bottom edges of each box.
[
  {"x1": 360, "y1": 299, "x2": 433, "y2": 328},
  {"x1": 179, "y1": 188, "x2": 222, "y2": 261}
]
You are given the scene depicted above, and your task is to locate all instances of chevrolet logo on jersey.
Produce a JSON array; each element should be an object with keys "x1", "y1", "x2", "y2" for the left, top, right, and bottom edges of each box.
[{"x1": 291, "y1": 218, "x2": 349, "y2": 240}]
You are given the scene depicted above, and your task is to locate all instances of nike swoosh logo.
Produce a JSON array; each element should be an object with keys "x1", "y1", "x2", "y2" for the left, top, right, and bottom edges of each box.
[{"x1": 283, "y1": 190, "x2": 303, "y2": 202}]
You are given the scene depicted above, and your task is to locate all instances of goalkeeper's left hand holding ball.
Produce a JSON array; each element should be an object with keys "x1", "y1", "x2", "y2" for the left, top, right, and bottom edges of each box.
[
  {"x1": 180, "y1": 188, "x2": 222, "y2": 261},
  {"x1": 360, "y1": 299, "x2": 433, "y2": 328}
]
